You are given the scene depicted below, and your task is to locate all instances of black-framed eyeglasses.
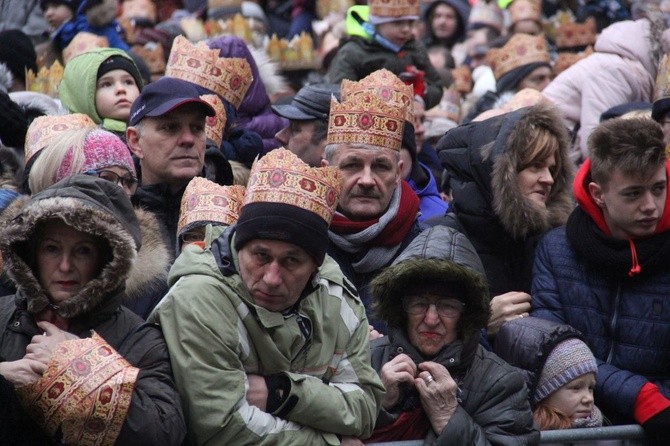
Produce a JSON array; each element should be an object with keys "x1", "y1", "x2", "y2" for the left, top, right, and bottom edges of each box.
[
  {"x1": 84, "y1": 169, "x2": 138, "y2": 194},
  {"x1": 402, "y1": 296, "x2": 464, "y2": 318}
]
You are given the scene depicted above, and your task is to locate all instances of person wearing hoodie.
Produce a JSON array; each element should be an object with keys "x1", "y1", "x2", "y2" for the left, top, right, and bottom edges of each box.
[
  {"x1": 531, "y1": 117, "x2": 670, "y2": 445},
  {"x1": 0, "y1": 174, "x2": 185, "y2": 445},
  {"x1": 542, "y1": 17, "x2": 665, "y2": 164},
  {"x1": 433, "y1": 101, "x2": 574, "y2": 338},
  {"x1": 367, "y1": 225, "x2": 538, "y2": 444},
  {"x1": 422, "y1": 0, "x2": 471, "y2": 51}
]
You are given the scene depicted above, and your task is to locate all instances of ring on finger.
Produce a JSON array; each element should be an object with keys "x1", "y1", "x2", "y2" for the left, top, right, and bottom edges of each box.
[{"x1": 424, "y1": 374, "x2": 435, "y2": 385}]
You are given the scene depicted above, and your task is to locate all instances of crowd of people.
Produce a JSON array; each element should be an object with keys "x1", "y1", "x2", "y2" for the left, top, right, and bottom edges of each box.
[{"x1": 1, "y1": 0, "x2": 670, "y2": 445}]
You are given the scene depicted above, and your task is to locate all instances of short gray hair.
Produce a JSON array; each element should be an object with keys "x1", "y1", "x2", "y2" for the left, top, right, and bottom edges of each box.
[{"x1": 323, "y1": 143, "x2": 400, "y2": 162}]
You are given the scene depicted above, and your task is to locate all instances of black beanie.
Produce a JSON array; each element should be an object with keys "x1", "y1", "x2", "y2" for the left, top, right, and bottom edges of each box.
[
  {"x1": 496, "y1": 62, "x2": 548, "y2": 94},
  {"x1": 234, "y1": 202, "x2": 329, "y2": 265},
  {"x1": 0, "y1": 30, "x2": 37, "y2": 85},
  {"x1": 401, "y1": 122, "x2": 417, "y2": 164},
  {"x1": 39, "y1": 0, "x2": 81, "y2": 13},
  {"x1": 97, "y1": 55, "x2": 144, "y2": 90}
]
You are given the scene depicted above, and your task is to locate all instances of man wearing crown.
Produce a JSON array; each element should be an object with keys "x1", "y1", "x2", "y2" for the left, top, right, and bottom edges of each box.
[{"x1": 151, "y1": 148, "x2": 384, "y2": 445}]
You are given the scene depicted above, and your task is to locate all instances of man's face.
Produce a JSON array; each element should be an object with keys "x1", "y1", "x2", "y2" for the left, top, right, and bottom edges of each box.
[
  {"x1": 517, "y1": 66, "x2": 552, "y2": 92},
  {"x1": 431, "y1": 3, "x2": 459, "y2": 40},
  {"x1": 589, "y1": 164, "x2": 667, "y2": 239},
  {"x1": 325, "y1": 145, "x2": 402, "y2": 221},
  {"x1": 126, "y1": 103, "x2": 207, "y2": 191},
  {"x1": 238, "y1": 239, "x2": 317, "y2": 312},
  {"x1": 275, "y1": 119, "x2": 325, "y2": 167}
]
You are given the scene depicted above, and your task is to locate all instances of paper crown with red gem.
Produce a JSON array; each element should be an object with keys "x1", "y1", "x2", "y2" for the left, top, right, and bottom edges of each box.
[
  {"x1": 487, "y1": 33, "x2": 549, "y2": 80},
  {"x1": 243, "y1": 148, "x2": 342, "y2": 224},
  {"x1": 327, "y1": 70, "x2": 408, "y2": 150},
  {"x1": 178, "y1": 177, "x2": 245, "y2": 238},
  {"x1": 165, "y1": 35, "x2": 253, "y2": 109},
  {"x1": 24, "y1": 113, "x2": 97, "y2": 165},
  {"x1": 368, "y1": 0, "x2": 420, "y2": 20},
  {"x1": 200, "y1": 94, "x2": 227, "y2": 147},
  {"x1": 555, "y1": 18, "x2": 597, "y2": 50}
]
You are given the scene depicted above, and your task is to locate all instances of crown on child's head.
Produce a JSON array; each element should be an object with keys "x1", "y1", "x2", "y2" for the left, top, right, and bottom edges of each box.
[
  {"x1": 165, "y1": 35, "x2": 253, "y2": 109},
  {"x1": 200, "y1": 94, "x2": 228, "y2": 147},
  {"x1": 487, "y1": 33, "x2": 549, "y2": 80},
  {"x1": 368, "y1": 0, "x2": 420, "y2": 19}
]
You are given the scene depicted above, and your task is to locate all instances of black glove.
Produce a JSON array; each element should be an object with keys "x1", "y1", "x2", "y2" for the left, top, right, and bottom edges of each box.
[
  {"x1": 0, "y1": 90, "x2": 28, "y2": 149},
  {"x1": 642, "y1": 407, "x2": 670, "y2": 446}
]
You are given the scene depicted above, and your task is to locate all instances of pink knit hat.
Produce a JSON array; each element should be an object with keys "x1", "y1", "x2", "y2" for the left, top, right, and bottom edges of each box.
[{"x1": 56, "y1": 129, "x2": 136, "y2": 182}]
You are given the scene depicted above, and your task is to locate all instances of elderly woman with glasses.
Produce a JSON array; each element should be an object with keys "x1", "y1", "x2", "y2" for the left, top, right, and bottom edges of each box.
[
  {"x1": 366, "y1": 226, "x2": 538, "y2": 445},
  {"x1": 26, "y1": 127, "x2": 171, "y2": 319}
]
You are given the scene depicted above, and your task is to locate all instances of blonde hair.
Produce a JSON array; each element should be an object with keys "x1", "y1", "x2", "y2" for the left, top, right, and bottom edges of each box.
[
  {"x1": 517, "y1": 127, "x2": 561, "y2": 173},
  {"x1": 229, "y1": 160, "x2": 251, "y2": 186},
  {"x1": 29, "y1": 127, "x2": 90, "y2": 194}
]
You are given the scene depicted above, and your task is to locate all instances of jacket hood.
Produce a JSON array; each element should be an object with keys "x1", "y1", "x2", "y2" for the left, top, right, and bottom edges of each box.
[
  {"x1": 438, "y1": 101, "x2": 574, "y2": 239},
  {"x1": 59, "y1": 48, "x2": 140, "y2": 129},
  {"x1": 493, "y1": 316, "x2": 586, "y2": 408},
  {"x1": 0, "y1": 175, "x2": 140, "y2": 319},
  {"x1": 594, "y1": 18, "x2": 661, "y2": 79},
  {"x1": 422, "y1": 0, "x2": 471, "y2": 47},
  {"x1": 370, "y1": 226, "x2": 490, "y2": 341}
]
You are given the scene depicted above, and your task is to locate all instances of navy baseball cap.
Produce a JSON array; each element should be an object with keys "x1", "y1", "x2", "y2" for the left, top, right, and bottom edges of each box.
[
  {"x1": 272, "y1": 84, "x2": 340, "y2": 121},
  {"x1": 128, "y1": 77, "x2": 216, "y2": 126}
]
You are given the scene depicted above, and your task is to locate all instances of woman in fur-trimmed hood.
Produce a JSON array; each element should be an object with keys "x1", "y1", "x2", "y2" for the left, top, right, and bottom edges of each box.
[
  {"x1": 367, "y1": 226, "x2": 538, "y2": 444},
  {"x1": 0, "y1": 174, "x2": 185, "y2": 445},
  {"x1": 433, "y1": 101, "x2": 574, "y2": 298}
]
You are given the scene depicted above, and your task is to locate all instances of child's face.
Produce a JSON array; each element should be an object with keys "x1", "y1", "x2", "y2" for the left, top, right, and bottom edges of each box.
[
  {"x1": 95, "y1": 69, "x2": 141, "y2": 122},
  {"x1": 544, "y1": 373, "x2": 596, "y2": 421},
  {"x1": 376, "y1": 20, "x2": 415, "y2": 48},
  {"x1": 43, "y1": 3, "x2": 73, "y2": 31}
]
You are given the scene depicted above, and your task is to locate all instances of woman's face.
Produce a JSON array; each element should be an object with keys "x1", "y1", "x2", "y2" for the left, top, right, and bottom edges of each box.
[
  {"x1": 431, "y1": 4, "x2": 459, "y2": 40},
  {"x1": 544, "y1": 373, "x2": 596, "y2": 422},
  {"x1": 37, "y1": 220, "x2": 102, "y2": 304},
  {"x1": 405, "y1": 293, "x2": 462, "y2": 357},
  {"x1": 517, "y1": 153, "x2": 556, "y2": 209}
]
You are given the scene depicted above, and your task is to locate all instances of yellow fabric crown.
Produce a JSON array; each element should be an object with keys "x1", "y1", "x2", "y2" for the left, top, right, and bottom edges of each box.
[
  {"x1": 487, "y1": 33, "x2": 549, "y2": 80},
  {"x1": 165, "y1": 35, "x2": 253, "y2": 109},
  {"x1": 25, "y1": 61, "x2": 64, "y2": 98},
  {"x1": 244, "y1": 148, "x2": 342, "y2": 224},
  {"x1": 178, "y1": 177, "x2": 245, "y2": 236}
]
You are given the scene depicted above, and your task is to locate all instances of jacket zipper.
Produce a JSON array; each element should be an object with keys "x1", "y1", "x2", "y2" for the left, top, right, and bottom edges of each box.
[{"x1": 606, "y1": 280, "x2": 622, "y2": 364}]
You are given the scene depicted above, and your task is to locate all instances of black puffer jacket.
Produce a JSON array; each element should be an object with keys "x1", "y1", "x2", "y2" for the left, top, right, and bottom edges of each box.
[
  {"x1": 0, "y1": 175, "x2": 185, "y2": 445},
  {"x1": 432, "y1": 102, "x2": 574, "y2": 296},
  {"x1": 369, "y1": 226, "x2": 539, "y2": 445}
]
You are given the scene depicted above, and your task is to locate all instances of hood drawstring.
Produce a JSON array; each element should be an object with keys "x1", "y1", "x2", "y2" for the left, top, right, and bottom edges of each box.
[{"x1": 628, "y1": 239, "x2": 641, "y2": 277}]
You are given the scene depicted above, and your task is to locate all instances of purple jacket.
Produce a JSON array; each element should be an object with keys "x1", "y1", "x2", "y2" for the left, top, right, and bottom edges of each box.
[{"x1": 207, "y1": 36, "x2": 287, "y2": 153}]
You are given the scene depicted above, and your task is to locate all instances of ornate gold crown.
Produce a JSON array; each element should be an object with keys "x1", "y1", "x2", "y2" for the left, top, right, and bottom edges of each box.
[
  {"x1": 552, "y1": 47, "x2": 592, "y2": 77},
  {"x1": 368, "y1": 0, "x2": 420, "y2": 18},
  {"x1": 244, "y1": 148, "x2": 342, "y2": 224},
  {"x1": 487, "y1": 33, "x2": 549, "y2": 80},
  {"x1": 200, "y1": 94, "x2": 228, "y2": 147},
  {"x1": 131, "y1": 42, "x2": 166, "y2": 80},
  {"x1": 178, "y1": 177, "x2": 245, "y2": 236},
  {"x1": 468, "y1": 1, "x2": 504, "y2": 32},
  {"x1": 165, "y1": 35, "x2": 253, "y2": 109},
  {"x1": 340, "y1": 68, "x2": 414, "y2": 124},
  {"x1": 62, "y1": 32, "x2": 109, "y2": 64},
  {"x1": 327, "y1": 93, "x2": 406, "y2": 151},
  {"x1": 655, "y1": 53, "x2": 670, "y2": 102},
  {"x1": 25, "y1": 113, "x2": 97, "y2": 164},
  {"x1": 555, "y1": 18, "x2": 596, "y2": 49},
  {"x1": 25, "y1": 61, "x2": 64, "y2": 98},
  {"x1": 265, "y1": 32, "x2": 317, "y2": 71},
  {"x1": 508, "y1": 0, "x2": 541, "y2": 24}
]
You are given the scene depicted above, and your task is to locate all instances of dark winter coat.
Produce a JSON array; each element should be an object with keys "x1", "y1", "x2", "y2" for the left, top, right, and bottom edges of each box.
[
  {"x1": 432, "y1": 102, "x2": 574, "y2": 296},
  {"x1": 0, "y1": 175, "x2": 185, "y2": 445},
  {"x1": 369, "y1": 225, "x2": 539, "y2": 445}
]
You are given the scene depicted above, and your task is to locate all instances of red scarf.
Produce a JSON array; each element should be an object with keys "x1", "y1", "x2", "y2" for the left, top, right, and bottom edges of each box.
[
  {"x1": 330, "y1": 181, "x2": 420, "y2": 247},
  {"x1": 365, "y1": 408, "x2": 430, "y2": 443}
]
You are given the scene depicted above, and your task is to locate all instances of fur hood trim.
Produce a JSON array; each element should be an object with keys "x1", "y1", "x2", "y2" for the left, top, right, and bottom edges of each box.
[
  {"x1": 0, "y1": 175, "x2": 139, "y2": 319},
  {"x1": 370, "y1": 226, "x2": 490, "y2": 341},
  {"x1": 124, "y1": 208, "x2": 171, "y2": 303},
  {"x1": 489, "y1": 101, "x2": 574, "y2": 239}
]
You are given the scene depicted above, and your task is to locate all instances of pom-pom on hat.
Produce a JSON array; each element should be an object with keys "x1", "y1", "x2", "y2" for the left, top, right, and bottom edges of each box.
[
  {"x1": 234, "y1": 148, "x2": 342, "y2": 265},
  {"x1": 534, "y1": 338, "x2": 598, "y2": 405}
]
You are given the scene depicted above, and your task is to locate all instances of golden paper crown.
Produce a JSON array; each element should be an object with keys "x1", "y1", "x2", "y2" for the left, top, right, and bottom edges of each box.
[
  {"x1": 655, "y1": 53, "x2": 670, "y2": 102},
  {"x1": 468, "y1": 1, "x2": 504, "y2": 32},
  {"x1": 244, "y1": 148, "x2": 342, "y2": 224},
  {"x1": 166, "y1": 35, "x2": 253, "y2": 109},
  {"x1": 208, "y1": 0, "x2": 243, "y2": 10},
  {"x1": 265, "y1": 32, "x2": 317, "y2": 71},
  {"x1": 368, "y1": 0, "x2": 420, "y2": 18},
  {"x1": 508, "y1": 0, "x2": 541, "y2": 24},
  {"x1": 487, "y1": 33, "x2": 549, "y2": 80},
  {"x1": 555, "y1": 18, "x2": 596, "y2": 49},
  {"x1": 552, "y1": 47, "x2": 592, "y2": 77},
  {"x1": 62, "y1": 32, "x2": 109, "y2": 64},
  {"x1": 25, "y1": 61, "x2": 64, "y2": 98},
  {"x1": 327, "y1": 93, "x2": 406, "y2": 151},
  {"x1": 121, "y1": 0, "x2": 157, "y2": 22},
  {"x1": 200, "y1": 94, "x2": 228, "y2": 147},
  {"x1": 178, "y1": 177, "x2": 245, "y2": 236},
  {"x1": 25, "y1": 113, "x2": 97, "y2": 164},
  {"x1": 341, "y1": 69, "x2": 414, "y2": 124},
  {"x1": 131, "y1": 42, "x2": 166, "y2": 79}
]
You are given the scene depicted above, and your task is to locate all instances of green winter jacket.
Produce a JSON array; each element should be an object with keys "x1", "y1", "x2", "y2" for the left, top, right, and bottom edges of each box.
[
  {"x1": 152, "y1": 226, "x2": 384, "y2": 445},
  {"x1": 59, "y1": 48, "x2": 141, "y2": 134}
]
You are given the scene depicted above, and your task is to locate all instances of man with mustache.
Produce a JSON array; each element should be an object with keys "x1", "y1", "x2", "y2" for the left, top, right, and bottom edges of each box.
[{"x1": 531, "y1": 117, "x2": 670, "y2": 445}]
